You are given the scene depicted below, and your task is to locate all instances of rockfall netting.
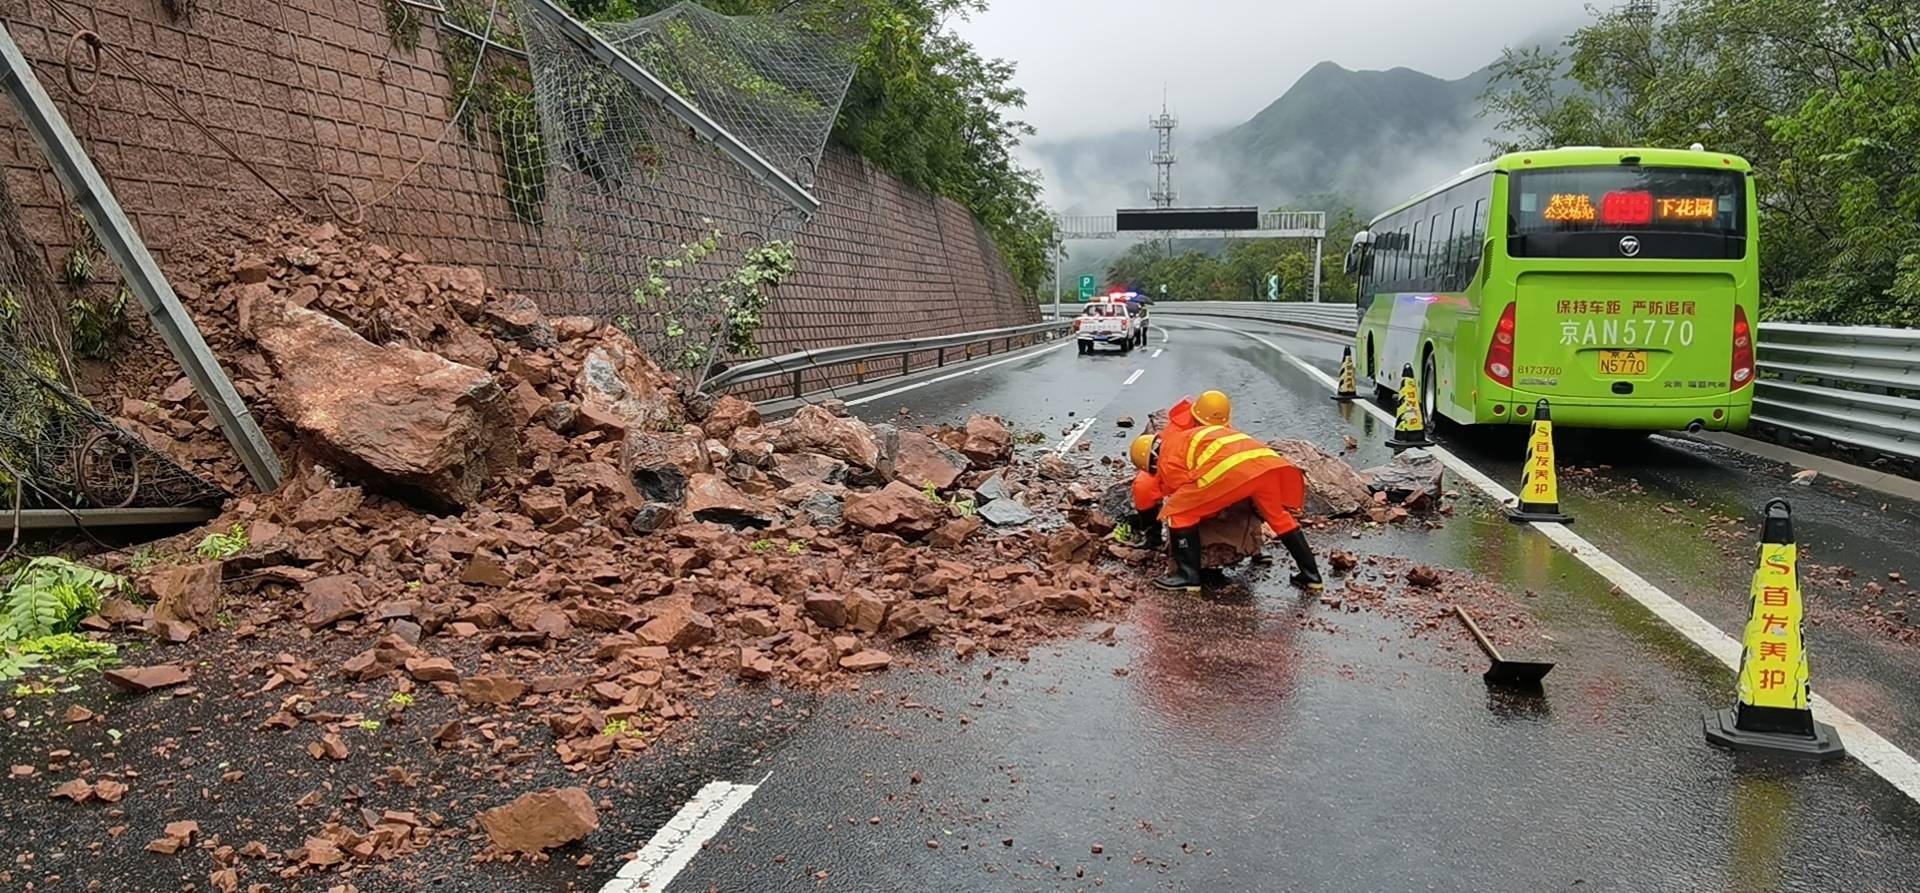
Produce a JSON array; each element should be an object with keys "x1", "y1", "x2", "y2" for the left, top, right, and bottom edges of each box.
[
  {"x1": 0, "y1": 174, "x2": 224, "y2": 513},
  {"x1": 512, "y1": 0, "x2": 857, "y2": 391}
]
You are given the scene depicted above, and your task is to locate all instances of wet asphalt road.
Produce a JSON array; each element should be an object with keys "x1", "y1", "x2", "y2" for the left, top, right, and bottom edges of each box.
[{"x1": 653, "y1": 318, "x2": 1920, "y2": 891}]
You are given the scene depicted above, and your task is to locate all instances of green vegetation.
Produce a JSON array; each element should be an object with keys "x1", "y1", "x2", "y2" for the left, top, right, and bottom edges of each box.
[
  {"x1": 383, "y1": 0, "x2": 424, "y2": 52},
  {"x1": 193, "y1": 523, "x2": 249, "y2": 560},
  {"x1": 359, "y1": 718, "x2": 383, "y2": 731},
  {"x1": 607, "y1": 0, "x2": 1055, "y2": 291},
  {"x1": 1, "y1": 558, "x2": 126, "y2": 681},
  {"x1": 624, "y1": 231, "x2": 796, "y2": 380},
  {"x1": 1099, "y1": 207, "x2": 1367, "y2": 303},
  {"x1": 1482, "y1": 0, "x2": 1920, "y2": 326},
  {"x1": 59, "y1": 246, "x2": 95, "y2": 289},
  {"x1": 1109, "y1": 520, "x2": 1133, "y2": 544},
  {"x1": 387, "y1": 691, "x2": 417, "y2": 709},
  {"x1": 442, "y1": 0, "x2": 546, "y2": 224},
  {"x1": 69, "y1": 288, "x2": 128, "y2": 360},
  {"x1": 601, "y1": 717, "x2": 636, "y2": 737}
]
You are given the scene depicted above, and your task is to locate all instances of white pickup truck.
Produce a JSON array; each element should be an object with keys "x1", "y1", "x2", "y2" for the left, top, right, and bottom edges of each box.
[{"x1": 1074, "y1": 300, "x2": 1142, "y2": 354}]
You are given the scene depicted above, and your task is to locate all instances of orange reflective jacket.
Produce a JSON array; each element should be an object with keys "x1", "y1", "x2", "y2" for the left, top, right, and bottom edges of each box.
[
  {"x1": 1154, "y1": 399, "x2": 1205, "y2": 493},
  {"x1": 1159, "y1": 425, "x2": 1304, "y2": 521},
  {"x1": 1132, "y1": 471, "x2": 1165, "y2": 511}
]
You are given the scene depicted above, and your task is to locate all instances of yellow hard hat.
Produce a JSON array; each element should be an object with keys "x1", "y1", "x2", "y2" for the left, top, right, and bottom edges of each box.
[
  {"x1": 1129, "y1": 434, "x2": 1158, "y2": 471},
  {"x1": 1193, "y1": 390, "x2": 1232, "y2": 425}
]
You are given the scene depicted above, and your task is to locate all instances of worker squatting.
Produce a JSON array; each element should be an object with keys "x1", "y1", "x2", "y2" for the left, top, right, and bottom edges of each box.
[{"x1": 1126, "y1": 390, "x2": 1324, "y2": 592}]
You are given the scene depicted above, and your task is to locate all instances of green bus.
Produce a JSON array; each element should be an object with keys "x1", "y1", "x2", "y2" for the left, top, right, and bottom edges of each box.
[{"x1": 1345, "y1": 146, "x2": 1757, "y2": 432}]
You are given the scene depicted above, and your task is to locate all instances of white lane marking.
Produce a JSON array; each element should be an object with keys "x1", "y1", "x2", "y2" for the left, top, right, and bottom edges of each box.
[
  {"x1": 1057, "y1": 417, "x2": 1097, "y2": 454},
  {"x1": 1157, "y1": 327, "x2": 1171, "y2": 343},
  {"x1": 1179, "y1": 317, "x2": 1920, "y2": 804},
  {"x1": 1123, "y1": 369, "x2": 1145, "y2": 387},
  {"x1": 1151, "y1": 348, "x2": 1164, "y2": 359},
  {"x1": 845, "y1": 339, "x2": 1073, "y2": 408},
  {"x1": 600, "y1": 778, "x2": 764, "y2": 892}
]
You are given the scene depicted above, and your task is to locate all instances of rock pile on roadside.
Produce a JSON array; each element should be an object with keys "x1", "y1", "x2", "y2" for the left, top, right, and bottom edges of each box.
[{"x1": 87, "y1": 219, "x2": 1149, "y2": 785}]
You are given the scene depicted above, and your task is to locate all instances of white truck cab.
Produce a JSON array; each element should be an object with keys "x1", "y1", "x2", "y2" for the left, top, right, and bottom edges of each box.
[{"x1": 1073, "y1": 297, "x2": 1143, "y2": 354}]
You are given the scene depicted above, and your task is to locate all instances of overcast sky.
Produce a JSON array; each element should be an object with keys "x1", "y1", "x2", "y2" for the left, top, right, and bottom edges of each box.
[{"x1": 952, "y1": 0, "x2": 1594, "y2": 142}]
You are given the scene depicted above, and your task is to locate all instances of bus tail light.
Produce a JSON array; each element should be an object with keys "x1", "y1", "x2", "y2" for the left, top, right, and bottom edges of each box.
[
  {"x1": 1485, "y1": 303, "x2": 1516, "y2": 387},
  {"x1": 1731, "y1": 305, "x2": 1754, "y2": 390}
]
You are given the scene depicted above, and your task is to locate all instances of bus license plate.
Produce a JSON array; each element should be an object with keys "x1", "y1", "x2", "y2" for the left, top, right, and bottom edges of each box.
[{"x1": 1598, "y1": 350, "x2": 1648, "y2": 376}]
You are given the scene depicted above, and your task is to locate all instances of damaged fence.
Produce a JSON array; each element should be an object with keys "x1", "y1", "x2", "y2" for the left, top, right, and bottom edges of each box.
[{"x1": 512, "y1": 0, "x2": 856, "y2": 392}]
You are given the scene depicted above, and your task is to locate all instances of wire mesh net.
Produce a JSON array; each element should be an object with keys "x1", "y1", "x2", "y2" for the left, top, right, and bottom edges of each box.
[
  {"x1": 0, "y1": 163, "x2": 225, "y2": 513},
  {"x1": 511, "y1": 0, "x2": 856, "y2": 391}
]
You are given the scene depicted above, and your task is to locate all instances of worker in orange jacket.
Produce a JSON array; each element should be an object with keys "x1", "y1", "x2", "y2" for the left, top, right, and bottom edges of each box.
[{"x1": 1130, "y1": 390, "x2": 1323, "y2": 592}]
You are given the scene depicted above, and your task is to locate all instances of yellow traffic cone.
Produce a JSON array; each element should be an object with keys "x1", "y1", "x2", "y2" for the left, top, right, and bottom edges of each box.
[
  {"x1": 1703, "y1": 499, "x2": 1845, "y2": 759},
  {"x1": 1507, "y1": 399, "x2": 1572, "y2": 524},
  {"x1": 1331, "y1": 346, "x2": 1360, "y2": 402},
  {"x1": 1385, "y1": 363, "x2": 1433, "y2": 449}
]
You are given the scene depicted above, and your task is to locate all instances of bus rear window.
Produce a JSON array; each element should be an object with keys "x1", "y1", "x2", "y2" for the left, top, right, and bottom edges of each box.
[{"x1": 1508, "y1": 166, "x2": 1746, "y2": 259}]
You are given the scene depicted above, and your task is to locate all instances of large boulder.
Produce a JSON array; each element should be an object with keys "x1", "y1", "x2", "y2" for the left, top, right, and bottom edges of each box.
[
  {"x1": 149, "y1": 562, "x2": 222, "y2": 629},
  {"x1": 959, "y1": 415, "x2": 1012, "y2": 465},
  {"x1": 774, "y1": 405, "x2": 879, "y2": 469},
  {"x1": 892, "y1": 430, "x2": 969, "y2": 491},
  {"x1": 1269, "y1": 438, "x2": 1369, "y2": 517},
  {"x1": 1196, "y1": 501, "x2": 1268, "y2": 568},
  {"x1": 478, "y1": 788, "x2": 598, "y2": 854},
  {"x1": 247, "y1": 293, "x2": 517, "y2": 510},
  {"x1": 575, "y1": 339, "x2": 677, "y2": 438},
  {"x1": 842, "y1": 481, "x2": 946, "y2": 538}
]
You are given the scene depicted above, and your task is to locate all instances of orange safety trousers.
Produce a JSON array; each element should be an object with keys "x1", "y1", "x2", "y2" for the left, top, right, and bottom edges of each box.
[{"x1": 1164, "y1": 467, "x2": 1301, "y2": 536}]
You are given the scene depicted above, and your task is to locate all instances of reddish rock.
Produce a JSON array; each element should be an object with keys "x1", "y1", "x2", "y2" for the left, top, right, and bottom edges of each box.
[
  {"x1": 519, "y1": 487, "x2": 568, "y2": 524},
  {"x1": 927, "y1": 516, "x2": 981, "y2": 548},
  {"x1": 682, "y1": 473, "x2": 775, "y2": 528},
  {"x1": 804, "y1": 592, "x2": 847, "y2": 628},
  {"x1": 959, "y1": 415, "x2": 1012, "y2": 465},
  {"x1": 883, "y1": 600, "x2": 944, "y2": 640},
  {"x1": 845, "y1": 589, "x2": 891, "y2": 634},
  {"x1": 735, "y1": 611, "x2": 780, "y2": 637},
  {"x1": 301, "y1": 575, "x2": 363, "y2": 630},
  {"x1": 737, "y1": 647, "x2": 776, "y2": 680},
  {"x1": 461, "y1": 675, "x2": 528, "y2": 706},
  {"x1": 102, "y1": 664, "x2": 191, "y2": 693},
  {"x1": 774, "y1": 405, "x2": 879, "y2": 469},
  {"x1": 460, "y1": 553, "x2": 512, "y2": 587},
  {"x1": 839, "y1": 650, "x2": 893, "y2": 672},
  {"x1": 701, "y1": 395, "x2": 761, "y2": 441},
  {"x1": 246, "y1": 292, "x2": 517, "y2": 511},
  {"x1": 767, "y1": 452, "x2": 849, "y2": 489},
  {"x1": 637, "y1": 602, "x2": 715, "y2": 650},
  {"x1": 478, "y1": 788, "x2": 599, "y2": 854},
  {"x1": 1406, "y1": 565, "x2": 1444, "y2": 588},
  {"x1": 1045, "y1": 527, "x2": 1098, "y2": 564},
  {"x1": 290, "y1": 486, "x2": 364, "y2": 532},
  {"x1": 575, "y1": 341, "x2": 677, "y2": 437},
  {"x1": 892, "y1": 430, "x2": 969, "y2": 491},
  {"x1": 1037, "y1": 454, "x2": 1076, "y2": 481},
  {"x1": 149, "y1": 562, "x2": 222, "y2": 629},
  {"x1": 843, "y1": 481, "x2": 946, "y2": 539},
  {"x1": 404, "y1": 657, "x2": 459, "y2": 683}
]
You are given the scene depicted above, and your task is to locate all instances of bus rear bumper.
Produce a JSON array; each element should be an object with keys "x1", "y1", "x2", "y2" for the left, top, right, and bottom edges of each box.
[{"x1": 1477, "y1": 388, "x2": 1753, "y2": 432}]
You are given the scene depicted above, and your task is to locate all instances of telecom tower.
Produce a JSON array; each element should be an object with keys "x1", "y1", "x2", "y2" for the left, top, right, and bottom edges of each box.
[{"x1": 1149, "y1": 97, "x2": 1178, "y2": 208}]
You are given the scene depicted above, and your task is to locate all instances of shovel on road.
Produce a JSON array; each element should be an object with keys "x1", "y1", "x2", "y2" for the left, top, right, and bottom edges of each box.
[{"x1": 1453, "y1": 605, "x2": 1554, "y2": 689}]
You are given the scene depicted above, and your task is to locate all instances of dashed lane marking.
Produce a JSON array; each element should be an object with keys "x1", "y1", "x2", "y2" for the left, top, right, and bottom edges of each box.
[
  {"x1": 1176, "y1": 316, "x2": 1920, "y2": 804},
  {"x1": 1057, "y1": 417, "x2": 1097, "y2": 454},
  {"x1": 1123, "y1": 369, "x2": 1145, "y2": 386},
  {"x1": 599, "y1": 777, "x2": 765, "y2": 892},
  {"x1": 1151, "y1": 348, "x2": 1164, "y2": 359},
  {"x1": 845, "y1": 339, "x2": 1073, "y2": 408}
]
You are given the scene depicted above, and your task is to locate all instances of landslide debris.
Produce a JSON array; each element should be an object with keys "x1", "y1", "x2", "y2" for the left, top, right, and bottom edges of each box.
[{"x1": 61, "y1": 219, "x2": 1158, "y2": 875}]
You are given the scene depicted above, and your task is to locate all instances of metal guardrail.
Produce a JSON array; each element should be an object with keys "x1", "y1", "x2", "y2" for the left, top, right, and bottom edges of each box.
[
  {"x1": 705, "y1": 320, "x2": 1071, "y2": 400},
  {"x1": 1147, "y1": 301, "x2": 1920, "y2": 469},
  {"x1": 1754, "y1": 324, "x2": 1920, "y2": 465}
]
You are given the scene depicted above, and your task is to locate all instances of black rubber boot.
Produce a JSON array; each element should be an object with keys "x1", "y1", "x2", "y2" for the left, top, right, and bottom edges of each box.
[
  {"x1": 1278, "y1": 528, "x2": 1324, "y2": 591},
  {"x1": 1131, "y1": 510, "x2": 1164, "y2": 551},
  {"x1": 1153, "y1": 530, "x2": 1204, "y2": 591}
]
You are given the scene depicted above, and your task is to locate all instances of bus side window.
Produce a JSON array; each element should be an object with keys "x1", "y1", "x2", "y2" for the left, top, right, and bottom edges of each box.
[
  {"x1": 1472, "y1": 196, "x2": 1489, "y2": 279},
  {"x1": 1409, "y1": 221, "x2": 1424, "y2": 291},
  {"x1": 1445, "y1": 206, "x2": 1463, "y2": 291}
]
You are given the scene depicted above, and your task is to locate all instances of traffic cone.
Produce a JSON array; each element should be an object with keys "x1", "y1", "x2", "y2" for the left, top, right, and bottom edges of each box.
[
  {"x1": 1507, "y1": 399, "x2": 1573, "y2": 524},
  {"x1": 1385, "y1": 363, "x2": 1433, "y2": 449},
  {"x1": 1703, "y1": 499, "x2": 1845, "y2": 760},
  {"x1": 1331, "y1": 346, "x2": 1360, "y2": 402}
]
